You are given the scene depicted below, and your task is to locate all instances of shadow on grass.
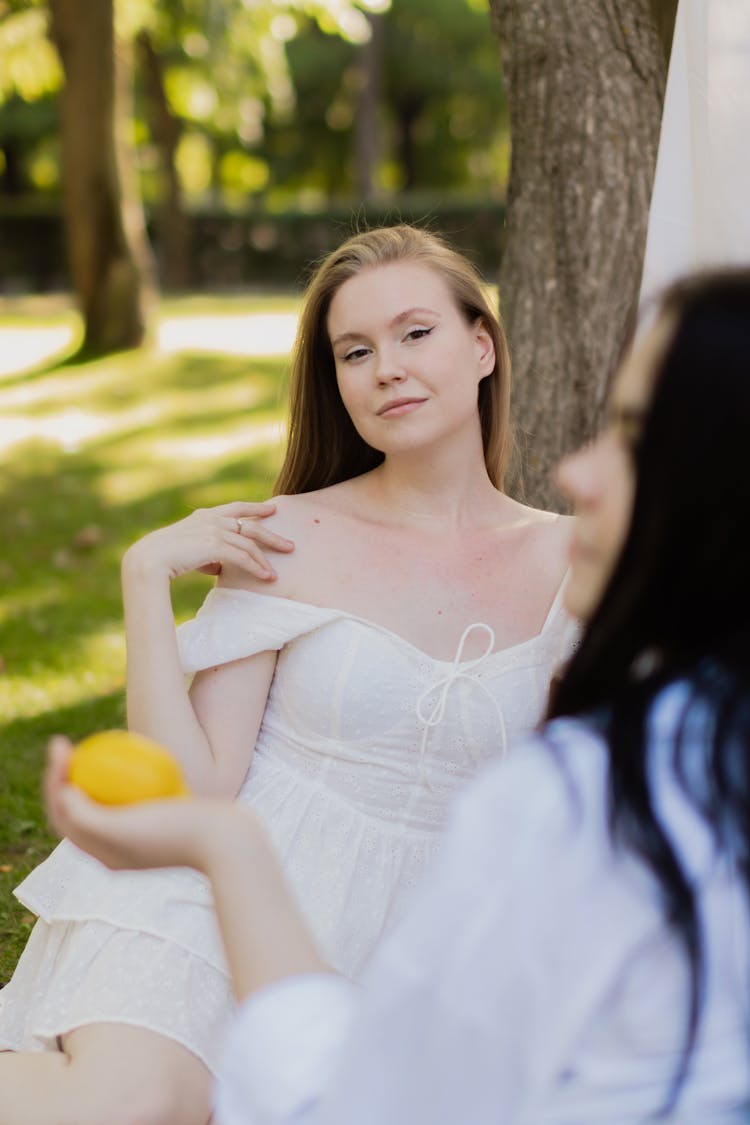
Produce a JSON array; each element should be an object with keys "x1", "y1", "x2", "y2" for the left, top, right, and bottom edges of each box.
[{"x1": 7, "y1": 354, "x2": 289, "y2": 429}]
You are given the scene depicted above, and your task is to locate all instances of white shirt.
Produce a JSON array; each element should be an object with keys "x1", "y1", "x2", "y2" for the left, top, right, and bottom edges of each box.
[{"x1": 214, "y1": 683, "x2": 750, "y2": 1124}]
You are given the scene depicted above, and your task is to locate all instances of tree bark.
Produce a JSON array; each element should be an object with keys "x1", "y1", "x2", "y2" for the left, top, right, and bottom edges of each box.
[
  {"x1": 650, "y1": 0, "x2": 679, "y2": 62},
  {"x1": 137, "y1": 30, "x2": 192, "y2": 290},
  {"x1": 355, "y1": 12, "x2": 384, "y2": 202},
  {"x1": 394, "y1": 96, "x2": 424, "y2": 192},
  {"x1": 490, "y1": 0, "x2": 669, "y2": 508},
  {"x1": 49, "y1": 0, "x2": 150, "y2": 353},
  {"x1": 1, "y1": 141, "x2": 25, "y2": 195}
]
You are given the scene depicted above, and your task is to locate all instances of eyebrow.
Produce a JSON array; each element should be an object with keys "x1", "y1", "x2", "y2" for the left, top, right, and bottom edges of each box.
[{"x1": 331, "y1": 307, "x2": 441, "y2": 347}]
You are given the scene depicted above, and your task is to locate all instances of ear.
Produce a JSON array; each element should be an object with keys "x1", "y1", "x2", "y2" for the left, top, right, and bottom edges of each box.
[{"x1": 473, "y1": 318, "x2": 496, "y2": 379}]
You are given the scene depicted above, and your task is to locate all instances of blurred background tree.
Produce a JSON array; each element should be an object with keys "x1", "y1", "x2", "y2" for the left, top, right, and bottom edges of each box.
[
  {"x1": 0, "y1": 0, "x2": 506, "y2": 350},
  {"x1": 490, "y1": 0, "x2": 677, "y2": 505},
  {"x1": 1, "y1": 0, "x2": 678, "y2": 503},
  {"x1": 48, "y1": 0, "x2": 152, "y2": 353}
]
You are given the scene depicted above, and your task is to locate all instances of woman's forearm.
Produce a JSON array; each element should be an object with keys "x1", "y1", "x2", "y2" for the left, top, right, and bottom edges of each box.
[
  {"x1": 121, "y1": 548, "x2": 215, "y2": 790},
  {"x1": 202, "y1": 811, "x2": 328, "y2": 1000}
]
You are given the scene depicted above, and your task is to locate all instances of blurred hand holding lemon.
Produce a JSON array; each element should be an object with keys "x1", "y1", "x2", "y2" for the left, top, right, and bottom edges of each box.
[{"x1": 69, "y1": 730, "x2": 191, "y2": 804}]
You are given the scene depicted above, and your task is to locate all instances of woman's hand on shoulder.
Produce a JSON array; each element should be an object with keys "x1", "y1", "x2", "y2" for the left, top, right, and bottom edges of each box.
[
  {"x1": 215, "y1": 493, "x2": 323, "y2": 595},
  {"x1": 121, "y1": 500, "x2": 295, "y2": 584}
]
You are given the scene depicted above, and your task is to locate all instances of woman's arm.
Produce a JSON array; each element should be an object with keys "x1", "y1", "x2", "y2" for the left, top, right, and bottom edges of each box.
[
  {"x1": 121, "y1": 501, "x2": 292, "y2": 796},
  {"x1": 44, "y1": 733, "x2": 638, "y2": 1125},
  {"x1": 46, "y1": 731, "x2": 668, "y2": 1125},
  {"x1": 44, "y1": 737, "x2": 327, "y2": 994}
]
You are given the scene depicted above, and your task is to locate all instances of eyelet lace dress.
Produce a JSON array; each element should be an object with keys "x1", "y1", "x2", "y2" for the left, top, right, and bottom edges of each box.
[{"x1": 0, "y1": 585, "x2": 577, "y2": 1073}]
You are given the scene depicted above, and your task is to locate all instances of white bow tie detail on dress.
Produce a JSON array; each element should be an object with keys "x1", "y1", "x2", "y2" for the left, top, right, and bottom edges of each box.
[{"x1": 415, "y1": 622, "x2": 508, "y2": 789}]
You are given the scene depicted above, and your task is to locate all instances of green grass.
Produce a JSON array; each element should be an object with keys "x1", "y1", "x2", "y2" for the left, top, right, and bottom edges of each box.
[{"x1": 0, "y1": 294, "x2": 297, "y2": 982}]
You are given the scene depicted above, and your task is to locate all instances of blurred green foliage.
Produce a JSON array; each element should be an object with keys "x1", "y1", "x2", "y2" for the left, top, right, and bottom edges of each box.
[{"x1": 0, "y1": 0, "x2": 507, "y2": 206}]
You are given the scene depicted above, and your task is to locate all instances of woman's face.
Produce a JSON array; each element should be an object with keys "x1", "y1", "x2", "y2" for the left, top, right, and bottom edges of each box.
[
  {"x1": 326, "y1": 260, "x2": 495, "y2": 455},
  {"x1": 556, "y1": 315, "x2": 675, "y2": 622}
]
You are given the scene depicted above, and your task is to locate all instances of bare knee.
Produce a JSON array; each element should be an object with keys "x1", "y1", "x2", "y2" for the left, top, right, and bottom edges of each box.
[
  {"x1": 105, "y1": 1084, "x2": 198, "y2": 1125},
  {"x1": 60, "y1": 1025, "x2": 212, "y2": 1125},
  {"x1": 0, "y1": 1035, "x2": 211, "y2": 1125},
  {"x1": 64, "y1": 1078, "x2": 210, "y2": 1125}
]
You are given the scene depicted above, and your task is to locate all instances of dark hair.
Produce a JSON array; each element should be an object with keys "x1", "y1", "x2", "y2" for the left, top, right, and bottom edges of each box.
[
  {"x1": 273, "y1": 224, "x2": 513, "y2": 495},
  {"x1": 549, "y1": 269, "x2": 750, "y2": 1103}
]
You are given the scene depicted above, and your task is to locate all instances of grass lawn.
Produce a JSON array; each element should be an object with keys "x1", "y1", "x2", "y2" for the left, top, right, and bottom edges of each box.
[{"x1": 0, "y1": 293, "x2": 298, "y2": 983}]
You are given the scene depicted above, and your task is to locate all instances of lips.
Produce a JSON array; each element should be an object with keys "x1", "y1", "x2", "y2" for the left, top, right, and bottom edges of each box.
[{"x1": 376, "y1": 397, "x2": 427, "y2": 417}]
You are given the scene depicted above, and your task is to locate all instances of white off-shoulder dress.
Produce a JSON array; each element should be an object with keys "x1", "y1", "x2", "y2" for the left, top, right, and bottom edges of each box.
[{"x1": 0, "y1": 587, "x2": 576, "y2": 1072}]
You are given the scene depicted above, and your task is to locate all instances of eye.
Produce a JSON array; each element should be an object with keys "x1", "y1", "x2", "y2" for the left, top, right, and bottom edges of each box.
[
  {"x1": 342, "y1": 346, "x2": 371, "y2": 363},
  {"x1": 404, "y1": 326, "x2": 433, "y2": 343}
]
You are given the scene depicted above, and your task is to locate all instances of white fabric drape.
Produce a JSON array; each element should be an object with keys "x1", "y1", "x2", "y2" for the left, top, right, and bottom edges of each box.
[{"x1": 639, "y1": 0, "x2": 750, "y2": 308}]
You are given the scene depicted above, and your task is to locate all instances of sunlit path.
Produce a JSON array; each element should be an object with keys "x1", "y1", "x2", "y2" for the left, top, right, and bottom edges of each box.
[
  {"x1": 0, "y1": 325, "x2": 77, "y2": 377},
  {"x1": 0, "y1": 303, "x2": 299, "y2": 455},
  {"x1": 0, "y1": 308, "x2": 299, "y2": 379},
  {"x1": 157, "y1": 312, "x2": 298, "y2": 357}
]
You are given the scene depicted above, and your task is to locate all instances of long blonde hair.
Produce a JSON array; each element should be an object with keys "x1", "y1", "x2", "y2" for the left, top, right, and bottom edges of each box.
[{"x1": 274, "y1": 224, "x2": 513, "y2": 494}]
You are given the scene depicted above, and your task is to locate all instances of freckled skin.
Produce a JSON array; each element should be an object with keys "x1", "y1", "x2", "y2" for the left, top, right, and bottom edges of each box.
[
  {"x1": 218, "y1": 261, "x2": 573, "y2": 658},
  {"x1": 223, "y1": 493, "x2": 570, "y2": 660}
]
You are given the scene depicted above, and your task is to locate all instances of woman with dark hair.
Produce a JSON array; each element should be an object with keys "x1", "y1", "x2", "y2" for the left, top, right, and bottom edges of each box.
[
  {"x1": 0, "y1": 226, "x2": 573, "y2": 1124},
  {"x1": 36, "y1": 268, "x2": 750, "y2": 1122}
]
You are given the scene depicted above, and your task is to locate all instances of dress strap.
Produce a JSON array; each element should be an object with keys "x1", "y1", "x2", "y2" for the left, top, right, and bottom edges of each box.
[{"x1": 539, "y1": 566, "x2": 571, "y2": 635}]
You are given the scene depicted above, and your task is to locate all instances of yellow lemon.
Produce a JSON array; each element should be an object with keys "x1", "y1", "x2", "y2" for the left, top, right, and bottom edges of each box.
[{"x1": 69, "y1": 730, "x2": 190, "y2": 805}]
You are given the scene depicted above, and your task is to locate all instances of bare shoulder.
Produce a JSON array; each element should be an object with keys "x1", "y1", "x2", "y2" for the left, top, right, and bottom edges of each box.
[
  {"x1": 501, "y1": 497, "x2": 572, "y2": 585},
  {"x1": 217, "y1": 489, "x2": 348, "y2": 599},
  {"x1": 516, "y1": 502, "x2": 573, "y2": 545},
  {"x1": 264, "y1": 491, "x2": 333, "y2": 532},
  {"x1": 264, "y1": 488, "x2": 354, "y2": 536}
]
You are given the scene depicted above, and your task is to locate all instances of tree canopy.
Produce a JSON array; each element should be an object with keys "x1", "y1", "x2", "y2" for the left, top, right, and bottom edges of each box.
[{"x1": 0, "y1": 0, "x2": 507, "y2": 206}]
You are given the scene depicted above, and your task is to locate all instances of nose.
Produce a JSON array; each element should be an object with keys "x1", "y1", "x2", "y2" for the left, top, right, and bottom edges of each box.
[
  {"x1": 555, "y1": 440, "x2": 600, "y2": 509},
  {"x1": 373, "y1": 345, "x2": 406, "y2": 385}
]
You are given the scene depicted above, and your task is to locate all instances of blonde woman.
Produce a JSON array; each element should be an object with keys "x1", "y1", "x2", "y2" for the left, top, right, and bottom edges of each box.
[{"x1": 0, "y1": 226, "x2": 574, "y2": 1125}]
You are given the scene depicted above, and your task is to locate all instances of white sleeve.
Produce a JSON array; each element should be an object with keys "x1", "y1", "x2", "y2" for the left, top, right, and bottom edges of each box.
[
  {"x1": 176, "y1": 588, "x2": 341, "y2": 673},
  {"x1": 212, "y1": 726, "x2": 667, "y2": 1125},
  {"x1": 214, "y1": 975, "x2": 357, "y2": 1125}
]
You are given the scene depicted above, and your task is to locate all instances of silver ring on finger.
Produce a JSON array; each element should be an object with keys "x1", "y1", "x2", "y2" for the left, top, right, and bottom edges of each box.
[{"x1": 236, "y1": 518, "x2": 243, "y2": 535}]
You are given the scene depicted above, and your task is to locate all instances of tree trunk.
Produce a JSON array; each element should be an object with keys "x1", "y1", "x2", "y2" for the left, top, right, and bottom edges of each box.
[
  {"x1": 650, "y1": 0, "x2": 679, "y2": 62},
  {"x1": 394, "y1": 97, "x2": 423, "y2": 192},
  {"x1": 1, "y1": 141, "x2": 24, "y2": 195},
  {"x1": 355, "y1": 12, "x2": 384, "y2": 202},
  {"x1": 137, "y1": 30, "x2": 192, "y2": 290},
  {"x1": 49, "y1": 0, "x2": 150, "y2": 354},
  {"x1": 490, "y1": 0, "x2": 669, "y2": 508}
]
